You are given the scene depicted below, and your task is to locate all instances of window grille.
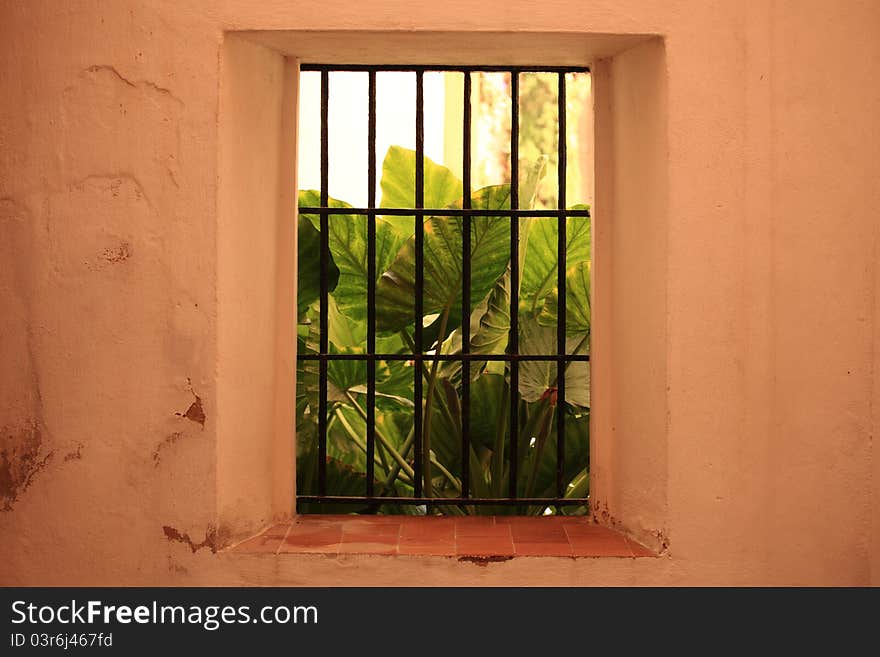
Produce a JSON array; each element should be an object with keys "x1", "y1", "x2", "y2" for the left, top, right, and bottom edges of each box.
[{"x1": 297, "y1": 64, "x2": 591, "y2": 512}]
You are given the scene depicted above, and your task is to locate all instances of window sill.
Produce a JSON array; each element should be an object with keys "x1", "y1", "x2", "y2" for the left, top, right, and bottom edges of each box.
[{"x1": 227, "y1": 516, "x2": 655, "y2": 559}]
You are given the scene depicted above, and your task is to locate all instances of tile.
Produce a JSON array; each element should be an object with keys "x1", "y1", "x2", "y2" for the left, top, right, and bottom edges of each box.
[
  {"x1": 341, "y1": 531, "x2": 400, "y2": 545},
  {"x1": 456, "y1": 537, "x2": 515, "y2": 557},
  {"x1": 342, "y1": 523, "x2": 401, "y2": 538},
  {"x1": 338, "y1": 539, "x2": 398, "y2": 555},
  {"x1": 568, "y1": 534, "x2": 631, "y2": 557},
  {"x1": 494, "y1": 516, "x2": 561, "y2": 524},
  {"x1": 514, "y1": 541, "x2": 573, "y2": 557},
  {"x1": 281, "y1": 526, "x2": 342, "y2": 554},
  {"x1": 509, "y1": 523, "x2": 569, "y2": 543},
  {"x1": 400, "y1": 521, "x2": 455, "y2": 541},
  {"x1": 455, "y1": 522, "x2": 511, "y2": 539},
  {"x1": 400, "y1": 515, "x2": 456, "y2": 527},
  {"x1": 398, "y1": 540, "x2": 456, "y2": 556},
  {"x1": 563, "y1": 522, "x2": 614, "y2": 538},
  {"x1": 453, "y1": 516, "x2": 496, "y2": 529},
  {"x1": 342, "y1": 514, "x2": 404, "y2": 524}
]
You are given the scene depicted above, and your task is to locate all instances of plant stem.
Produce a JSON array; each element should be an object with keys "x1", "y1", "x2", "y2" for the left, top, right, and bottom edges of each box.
[
  {"x1": 524, "y1": 400, "x2": 554, "y2": 499},
  {"x1": 344, "y1": 392, "x2": 415, "y2": 480},
  {"x1": 333, "y1": 407, "x2": 387, "y2": 473},
  {"x1": 491, "y1": 386, "x2": 509, "y2": 497},
  {"x1": 382, "y1": 426, "x2": 415, "y2": 490},
  {"x1": 419, "y1": 308, "x2": 452, "y2": 498}
]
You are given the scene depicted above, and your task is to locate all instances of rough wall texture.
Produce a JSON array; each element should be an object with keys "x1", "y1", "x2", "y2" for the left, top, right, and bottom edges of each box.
[{"x1": 1, "y1": 0, "x2": 878, "y2": 585}]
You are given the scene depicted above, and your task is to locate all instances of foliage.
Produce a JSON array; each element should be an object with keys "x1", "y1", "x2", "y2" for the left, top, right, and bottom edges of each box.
[{"x1": 297, "y1": 146, "x2": 591, "y2": 515}]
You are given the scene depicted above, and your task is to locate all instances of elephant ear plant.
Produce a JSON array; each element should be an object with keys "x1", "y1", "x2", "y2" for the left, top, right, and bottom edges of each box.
[{"x1": 296, "y1": 146, "x2": 591, "y2": 516}]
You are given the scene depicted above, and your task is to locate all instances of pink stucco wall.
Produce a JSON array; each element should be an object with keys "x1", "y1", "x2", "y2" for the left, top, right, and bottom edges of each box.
[{"x1": 1, "y1": 0, "x2": 878, "y2": 585}]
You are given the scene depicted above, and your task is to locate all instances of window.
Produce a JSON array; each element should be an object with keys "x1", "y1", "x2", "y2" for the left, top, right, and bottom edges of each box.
[{"x1": 295, "y1": 64, "x2": 591, "y2": 516}]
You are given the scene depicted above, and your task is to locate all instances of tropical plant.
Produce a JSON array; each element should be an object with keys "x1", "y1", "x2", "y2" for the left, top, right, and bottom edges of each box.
[{"x1": 297, "y1": 146, "x2": 590, "y2": 516}]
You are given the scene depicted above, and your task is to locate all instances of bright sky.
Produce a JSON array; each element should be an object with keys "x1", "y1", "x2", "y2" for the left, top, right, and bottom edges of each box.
[{"x1": 298, "y1": 71, "x2": 448, "y2": 208}]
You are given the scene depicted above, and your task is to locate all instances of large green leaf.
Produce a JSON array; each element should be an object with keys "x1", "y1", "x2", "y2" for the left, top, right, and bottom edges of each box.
[
  {"x1": 379, "y1": 145, "x2": 462, "y2": 210},
  {"x1": 537, "y1": 260, "x2": 591, "y2": 334},
  {"x1": 520, "y1": 208, "x2": 590, "y2": 314},
  {"x1": 296, "y1": 307, "x2": 366, "y2": 406},
  {"x1": 375, "y1": 186, "x2": 512, "y2": 340},
  {"x1": 299, "y1": 190, "x2": 404, "y2": 323},
  {"x1": 518, "y1": 314, "x2": 590, "y2": 407},
  {"x1": 297, "y1": 214, "x2": 339, "y2": 316},
  {"x1": 468, "y1": 372, "x2": 507, "y2": 454},
  {"x1": 296, "y1": 424, "x2": 371, "y2": 514},
  {"x1": 470, "y1": 271, "x2": 510, "y2": 356}
]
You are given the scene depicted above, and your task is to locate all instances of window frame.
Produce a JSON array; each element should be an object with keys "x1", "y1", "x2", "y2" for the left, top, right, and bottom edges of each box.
[{"x1": 295, "y1": 63, "x2": 592, "y2": 514}]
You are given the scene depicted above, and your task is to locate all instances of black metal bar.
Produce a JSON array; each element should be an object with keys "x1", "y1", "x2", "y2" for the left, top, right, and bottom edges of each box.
[
  {"x1": 298, "y1": 353, "x2": 590, "y2": 362},
  {"x1": 302, "y1": 64, "x2": 589, "y2": 73},
  {"x1": 318, "y1": 70, "x2": 329, "y2": 497},
  {"x1": 413, "y1": 70, "x2": 424, "y2": 498},
  {"x1": 366, "y1": 71, "x2": 377, "y2": 497},
  {"x1": 461, "y1": 72, "x2": 472, "y2": 499},
  {"x1": 556, "y1": 72, "x2": 567, "y2": 498},
  {"x1": 508, "y1": 71, "x2": 519, "y2": 500},
  {"x1": 297, "y1": 495, "x2": 589, "y2": 506},
  {"x1": 299, "y1": 206, "x2": 590, "y2": 217}
]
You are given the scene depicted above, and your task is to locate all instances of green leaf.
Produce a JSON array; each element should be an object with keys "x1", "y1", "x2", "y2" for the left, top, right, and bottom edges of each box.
[
  {"x1": 471, "y1": 271, "x2": 510, "y2": 356},
  {"x1": 379, "y1": 145, "x2": 462, "y2": 210},
  {"x1": 469, "y1": 372, "x2": 507, "y2": 454},
  {"x1": 518, "y1": 314, "x2": 590, "y2": 407},
  {"x1": 537, "y1": 260, "x2": 591, "y2": 334},
  {"x1": 296, "y1": 309, "x2": 367, "y2": 405},
  {"x1": 520, "y1": 209, "x2": 590, "y2": 314},
  {"x1": 530, "y1": 409, "x2": 590, "y2": 502},
  {"x1": 299, "y1": 190, "x2": 404, "y2": 323},
  {"x1": 297, "y1": 214, "x2": 339, "y2": 316},
  {"x1": 296, "y1": 431, "x2": 371, "y2": 514},
  {"x1": 375, "y1": 186, "x2": 511, "y2": 340},
  {"x1": 327, "y1": 295, "x2": 365, "y2": 349}
]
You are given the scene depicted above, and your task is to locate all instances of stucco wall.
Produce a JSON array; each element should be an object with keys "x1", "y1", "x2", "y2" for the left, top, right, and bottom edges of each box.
[{"x1": 1, "y1": 0, "x2": 878, "y2": 586}]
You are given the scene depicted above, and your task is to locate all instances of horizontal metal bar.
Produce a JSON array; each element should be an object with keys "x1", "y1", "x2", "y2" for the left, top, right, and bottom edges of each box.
[
  {"x1": 301, "y1": 64, "x2": 590, "y2": 73},
  {"x1": 298, "y1": 353, "x2": 590, "y2": 362},
  {"x1": 299, "y1": 206, "x2": 589, "y2": 217},
  {"x1": 296, "y1": 495, "x2": 589, "y2": 506}
]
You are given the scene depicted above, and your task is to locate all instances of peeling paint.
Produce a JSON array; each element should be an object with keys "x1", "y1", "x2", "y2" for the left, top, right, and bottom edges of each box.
[
  {"x1": 0, "y1": 423, "x2": 53, "y2": 511},
  {"x1": 457, "y1": 555, "x2": 515, "y2": 567},
  {"x1": 162, "y1": 525, "x2": 217, "y2": 554},
  {"x1": 591, "y1": 499, "x2": 669, "y2": 555},
  {"x1": 99, "y1": 241, "x2": 132, "y2": 264},
  {"x1": 152, "y1": 432, "x2": 183, "y2": 466},
  {"x1": 175, "y1": 380, "x2": 205, "y2": 427},
  {"x1": 63, "y1": 444, "x2": 84, "y2": 462}
]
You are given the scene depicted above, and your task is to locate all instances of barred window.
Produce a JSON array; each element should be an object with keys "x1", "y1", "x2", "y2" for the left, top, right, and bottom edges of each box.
[{"x1": 296, "y1": 65, "x2": 591, "y2": 516}]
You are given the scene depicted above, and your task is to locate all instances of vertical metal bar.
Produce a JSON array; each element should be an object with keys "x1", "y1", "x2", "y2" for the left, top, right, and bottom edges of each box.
[
  {"x1": 556, "y1": 72, "x2": 567, "y2": 499},
  {"x1": 508, "y1": 72, "x2": 520, "y2": 500},
  {"x1": 366, "y1": 71, "x2": 377, "y2": 497},
  {"x1": 461, "y1": 72, "x2": 472, "y2": 498},
  {"x1": 318, "y1": 70, "x2": 329, "y2": 497},
  {"x1": 413, "y1": 71, "x2": 424, "y2": 498}
]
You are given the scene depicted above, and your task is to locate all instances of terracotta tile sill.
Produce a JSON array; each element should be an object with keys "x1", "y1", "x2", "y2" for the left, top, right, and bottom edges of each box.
[{"x1": 229, "y1": 516, "x2": 657, "y2": 559}]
